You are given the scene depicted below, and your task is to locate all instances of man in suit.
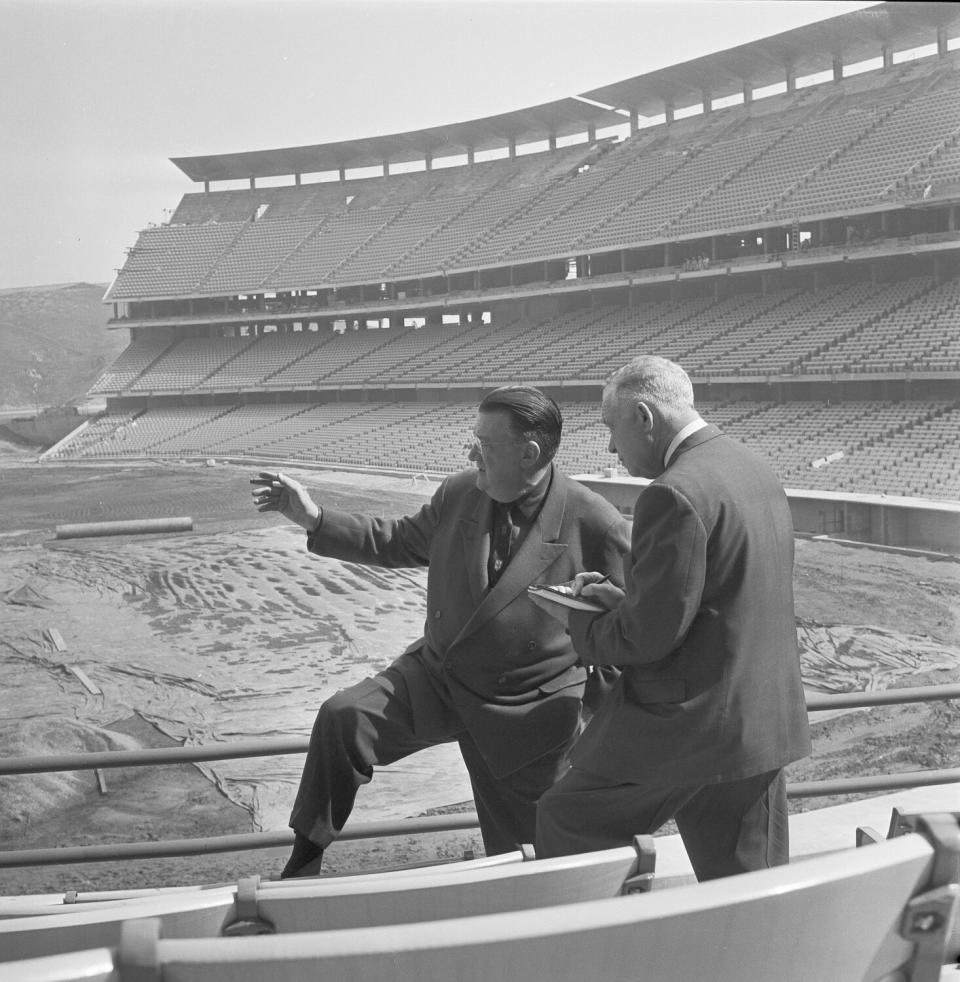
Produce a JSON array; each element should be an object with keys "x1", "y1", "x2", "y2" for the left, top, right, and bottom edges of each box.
[
  {"x1": 252, "y1": 385, "x2": 629, "y2": 877},
  {"x1": 531, "y1": 356, "x2": 811, "y2": 881}
]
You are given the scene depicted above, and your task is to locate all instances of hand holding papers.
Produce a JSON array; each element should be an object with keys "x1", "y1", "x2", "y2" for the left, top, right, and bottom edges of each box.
[
  {"x1": 528, "y1": 583, "x2": 607, "y2": 613},
  {"x1": 528, "y1": 571, "x2": 625, "y2": 627}
]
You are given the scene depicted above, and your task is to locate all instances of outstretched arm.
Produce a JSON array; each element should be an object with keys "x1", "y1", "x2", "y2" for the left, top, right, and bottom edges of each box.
[{"x1": 250, "y1": 471, "x2": 320, "y2": 532}]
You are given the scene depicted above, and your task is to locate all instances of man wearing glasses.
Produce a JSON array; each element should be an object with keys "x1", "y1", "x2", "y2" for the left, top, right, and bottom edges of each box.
[{"x1": 252, "y1": 385, "x2": 629, "y2": 877}]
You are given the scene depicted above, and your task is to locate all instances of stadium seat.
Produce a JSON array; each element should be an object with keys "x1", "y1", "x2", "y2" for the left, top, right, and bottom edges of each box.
[
  {"x1": 7, "y1": 830, "x2": 956, "y2": 982},
  {"x1": 0, "y1": 840, "x2": 655, "y2": 960}
]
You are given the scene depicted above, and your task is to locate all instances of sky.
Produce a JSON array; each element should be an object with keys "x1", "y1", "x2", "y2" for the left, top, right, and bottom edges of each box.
[{"x1": 0, "y1": 0, "x2": 883, "y2": 291}]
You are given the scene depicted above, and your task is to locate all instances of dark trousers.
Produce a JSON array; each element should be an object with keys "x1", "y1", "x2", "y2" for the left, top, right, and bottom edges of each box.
[
  {"x1": 536, "y1": 766, "x2": 789, "y2": 881},
  {"x1": 290, "y1": 658, "x2": 574, "y2": 856}
]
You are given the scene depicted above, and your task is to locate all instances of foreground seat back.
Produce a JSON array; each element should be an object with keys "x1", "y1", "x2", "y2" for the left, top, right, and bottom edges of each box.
[
  {"x1": 0, "y1": 841, "x2": 646, "y2": 960},
  {"x1": 0, "y1": 846, "x2": 531, "y2": 918},
  {"x1": 8, "y1": 831, "x2": 955, "y2": 982},
  {"x1": 140, "y1": 835, "x2": 948, "y2": 982}
]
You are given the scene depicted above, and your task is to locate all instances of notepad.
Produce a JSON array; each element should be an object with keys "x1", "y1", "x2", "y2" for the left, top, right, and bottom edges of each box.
[{"x1": 528, "y1": 584, "x2": 606, "y2": 613}]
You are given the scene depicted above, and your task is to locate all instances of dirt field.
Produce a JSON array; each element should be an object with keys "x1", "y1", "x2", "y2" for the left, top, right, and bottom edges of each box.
[{"x1": 0, "y1": 452, "x2": 958, "y2": 895}]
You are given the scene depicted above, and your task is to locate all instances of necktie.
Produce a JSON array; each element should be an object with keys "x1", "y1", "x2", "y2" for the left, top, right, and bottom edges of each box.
[{"x1": 488, "y1": 502, "x2": 518, "y2": 588}]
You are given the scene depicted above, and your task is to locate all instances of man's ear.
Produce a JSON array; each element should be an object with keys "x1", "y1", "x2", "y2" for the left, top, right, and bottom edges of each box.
[
  {"x1": 634, "y1": 400, "x2": 654, "y2": 431},
  {"x1": 520, "y1": 439, "x2": 543, "y2": 468}
]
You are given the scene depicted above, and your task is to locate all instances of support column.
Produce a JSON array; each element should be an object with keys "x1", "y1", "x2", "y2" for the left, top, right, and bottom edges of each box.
[
  {"x1": 425, "y1": 152, "x2": 433, "y2": 171},
  {"x1": 467, "y1": 146, "x2": 475, "y2": 165},
  {"x1": 339, "y1": 166, "x2": 346, "y2": 181},
  {"x1": 742, "y1": 81, "x2": 753, "y2": 106},
  {"x1": 938, "y1": 26, "x2": 948, "y2": 57},
  {"x1": 588, "y1": 124, "x2": 596, "y2": 144},
  {"x1": 665, "y1": 101, "x2": 675, "y2": 125},
  {"x1": 882, "y1": 44, "x2": 893, "y2": 70},
  {"x1": 786, "y1": 66, "x2": 796, "y2": 94},
  {"x1": 701, "y1": 88, "x2": 712, "y2": 115},
  {"x1": 630, "y1": 109, "x2": 639, "y2": 136},
  {"x1": 204, "y1": 180, "x2": 210, "y2": 194},
  {"x1": 294, "y1": 173, "x2": 301, "y2": 186},
  {"x1": 832, "y1": 55, "x2": 843, "y2": 83},
  {"x1": 508, "y1": 137, "x2": 517, "y2": 159},
  {"x1": 548, "y1": 134, "x2": 557, "y2": 151},
  {"x1": 249, "y1": 177, "x2": 256, "y2": 190},
  {"x1": 382, "y1": 160, "x2": 390, "y2": 177}
]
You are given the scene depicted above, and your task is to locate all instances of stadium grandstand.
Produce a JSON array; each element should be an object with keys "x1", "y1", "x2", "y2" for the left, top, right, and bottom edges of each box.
[{"x1": 55, "y1": 2, "x2": 960, "y2": 505}]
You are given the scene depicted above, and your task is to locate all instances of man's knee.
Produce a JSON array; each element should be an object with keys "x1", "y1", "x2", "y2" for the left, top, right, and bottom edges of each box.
[{"x1": 312, "y1": 687, "x2": 368, "y2": 744}]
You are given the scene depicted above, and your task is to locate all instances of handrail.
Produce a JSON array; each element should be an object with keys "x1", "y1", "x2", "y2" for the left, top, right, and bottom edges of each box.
[
  {"x1": 0, "y1": 813, "x2": 481, "y2": 869},
  {"x1": 787, "y1": 767, "x2": 960, "y2": 798},
  {"x1": 1, "y1": 683, "x2": 957, "y2": 777},
  {"x1": 0, "y1": 737, "x2": 310, "y2": 776},
  {"x1": 0, "y1": 682, "x2": 956, "y2": 871},
  {"x1": 2, "y1": 767, "x2": 960, "y2": 870},
  {"x1": 805, "y1": 682, "x2": 960, "y2": 711}
]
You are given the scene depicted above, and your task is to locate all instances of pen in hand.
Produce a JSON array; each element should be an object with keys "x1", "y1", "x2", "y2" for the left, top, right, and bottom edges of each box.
[{"x1": 574, "y1": 573, "x2": 610, "y2": 595}]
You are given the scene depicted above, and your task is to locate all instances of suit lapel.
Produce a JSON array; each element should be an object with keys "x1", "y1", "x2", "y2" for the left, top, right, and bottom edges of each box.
[
  {"x1": 458, "y1": 492, "x2": 492, "y2": 606},
  {"x1": 454, "y1": 472, "x2": 569, "y2": 643}
]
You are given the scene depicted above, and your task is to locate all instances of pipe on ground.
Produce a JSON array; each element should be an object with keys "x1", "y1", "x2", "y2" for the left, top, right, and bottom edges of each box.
[{"x1": 55, "y1": 517, "x2": 193, "y2": 539}]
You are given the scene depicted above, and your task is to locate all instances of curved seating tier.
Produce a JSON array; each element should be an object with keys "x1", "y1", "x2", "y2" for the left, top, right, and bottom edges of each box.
[
  {"x1": 108, "y1": 54, "x2": 960, "y2": 300},
  {"x1": 49, "y1": 395, "x2": 960, "y2": 502}
]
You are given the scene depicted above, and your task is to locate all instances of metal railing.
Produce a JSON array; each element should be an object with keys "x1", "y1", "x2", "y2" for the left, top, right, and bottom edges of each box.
[{"x1": 0, "y1": 683, "x2": 957, "y2": 870}]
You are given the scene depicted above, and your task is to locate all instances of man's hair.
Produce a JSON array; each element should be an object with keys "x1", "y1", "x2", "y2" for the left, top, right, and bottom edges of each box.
[
  {"x1": 479, "y1": 385, "x2": 563, "y2": 465},
  {"x1": 605, "y1": 355, "x2": 695, "y2": 414}
]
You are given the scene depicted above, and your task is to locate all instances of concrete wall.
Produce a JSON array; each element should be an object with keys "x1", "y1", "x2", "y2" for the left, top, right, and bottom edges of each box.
[{"x1": 574, "y1": 475, "x2": 960, "y2": 557}]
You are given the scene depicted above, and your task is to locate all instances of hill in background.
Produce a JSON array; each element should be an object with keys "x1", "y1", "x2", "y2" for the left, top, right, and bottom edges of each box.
[{"x1": 0, "y1": 283, "x2": 127, "y2": 410}]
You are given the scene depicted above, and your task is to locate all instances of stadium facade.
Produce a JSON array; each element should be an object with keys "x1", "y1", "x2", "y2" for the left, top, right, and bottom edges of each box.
[{"x1": 60, "y1": 2, "x2": 960, "y2": 508}]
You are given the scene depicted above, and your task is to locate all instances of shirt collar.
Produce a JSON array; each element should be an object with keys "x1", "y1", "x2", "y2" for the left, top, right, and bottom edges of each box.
[
  {"x1": 507, "y1": 463, "x2": 553, "y2": 522},
  {"x1": 663, "y1": 418, "x2": 707, "y2": 469}
]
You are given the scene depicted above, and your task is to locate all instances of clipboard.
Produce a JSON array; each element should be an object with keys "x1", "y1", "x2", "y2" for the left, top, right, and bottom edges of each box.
[{"x1": 528, "y1": 584, "x2": 606, "y2": 613}]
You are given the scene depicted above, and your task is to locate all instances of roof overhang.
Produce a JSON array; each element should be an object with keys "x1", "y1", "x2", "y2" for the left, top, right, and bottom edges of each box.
[
  {"x1": 170, "y1": 2, "x2": 960, "y2": 185},
  {"x1": 581, "y1": 1, "x2": 960, "y2": 116},
  {"x1": 170, "y1": 97, "x2": 623, "y2": 183}
]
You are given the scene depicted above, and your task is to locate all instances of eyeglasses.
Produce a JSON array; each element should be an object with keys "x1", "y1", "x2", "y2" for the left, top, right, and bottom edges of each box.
[{"x1": 463, "y1": 434, "x2": 521, "y2": 455}]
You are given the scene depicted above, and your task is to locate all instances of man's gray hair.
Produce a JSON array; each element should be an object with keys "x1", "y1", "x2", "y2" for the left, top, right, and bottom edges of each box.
[{"x1": 605, "y1": 355, "x2": 695, "y2": 413}]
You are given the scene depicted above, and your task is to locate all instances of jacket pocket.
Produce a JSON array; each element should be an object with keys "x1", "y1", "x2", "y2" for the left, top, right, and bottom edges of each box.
[{"x1": 539, "y1": 664, "x2": 588, "y2": 694}]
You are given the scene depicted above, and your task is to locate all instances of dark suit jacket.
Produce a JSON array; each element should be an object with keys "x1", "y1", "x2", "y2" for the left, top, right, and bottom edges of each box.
[
  {"x1": 307, "y1": 467, "x2": 630, "y2": 776},
  {"x1": 568, "y1": 425, "x2": 811, "y2": 786}
]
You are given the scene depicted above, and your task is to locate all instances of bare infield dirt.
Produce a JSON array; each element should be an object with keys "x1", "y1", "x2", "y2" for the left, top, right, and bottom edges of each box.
[{"x1": 0, "y1": 453, "x2": 958, "y2": 895}]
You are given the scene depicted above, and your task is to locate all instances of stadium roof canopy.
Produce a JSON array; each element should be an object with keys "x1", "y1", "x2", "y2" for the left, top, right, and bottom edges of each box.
[
  {"x1": 171, "y1": 98, "x2": 623, "y2": 183},
  {"x1": 170, "y1": 1, "x2": 960, "y2": 185},
  {"x1": 582, "y1": 1, "x2": 960, "y2": 114}
]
